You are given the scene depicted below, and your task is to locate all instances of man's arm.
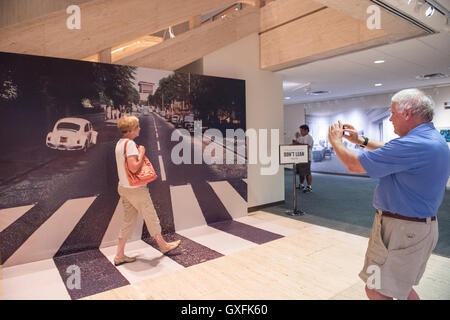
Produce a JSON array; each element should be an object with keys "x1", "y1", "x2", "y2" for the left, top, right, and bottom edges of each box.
[
  {"x1": 343, "y1": 124, "x2": 384, "y2": 151},
  {"x1": 329, "y1": 121, "x2": 366, "y2": 173}
]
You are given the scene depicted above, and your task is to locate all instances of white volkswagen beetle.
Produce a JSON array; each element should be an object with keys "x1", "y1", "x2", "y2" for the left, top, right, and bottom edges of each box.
[{"x1": 46, "y1": 117, "x2": 98, "y2": 152}]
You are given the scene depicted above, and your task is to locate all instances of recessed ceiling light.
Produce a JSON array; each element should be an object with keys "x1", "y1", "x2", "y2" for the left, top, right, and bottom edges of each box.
[
  {"x1": 374, "y1": 60, "x2": 385, "y2": 64},
  {"x1": 285, "y1": 97, "x2": 291, "y2": 100},
  {"x1": 374, "y1": 83, "x2": 383, "y2": 87}
]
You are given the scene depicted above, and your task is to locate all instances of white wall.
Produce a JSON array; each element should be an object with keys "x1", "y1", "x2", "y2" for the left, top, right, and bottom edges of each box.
[
  {"x1": 290, "y1": 85, "x2": 450, "y2": 187},
  {"x1": 284, "y1": 103, "x2": 305, "y2": 144},
  {"x1": 203, "y1": 33, "x2": 284, "y2": 208}
]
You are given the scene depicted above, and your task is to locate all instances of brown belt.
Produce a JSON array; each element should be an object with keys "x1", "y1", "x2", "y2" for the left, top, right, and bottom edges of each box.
[{"x1": 381, "y1": 211, "x2": 436, "y2": 223}]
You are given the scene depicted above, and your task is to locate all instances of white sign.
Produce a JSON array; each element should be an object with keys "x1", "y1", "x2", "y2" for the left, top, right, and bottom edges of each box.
[{"x1": 279, "y1": 144, "x2": 308, "y2": 165}]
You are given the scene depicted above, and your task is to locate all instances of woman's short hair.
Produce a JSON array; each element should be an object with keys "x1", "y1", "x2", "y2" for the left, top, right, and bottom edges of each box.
[
  {"x1": 117, "y1": 116, "x2": 140, "y2": 133},
  {"x1": 391, "y1": 88, "x2": 434, "y2": 122}
]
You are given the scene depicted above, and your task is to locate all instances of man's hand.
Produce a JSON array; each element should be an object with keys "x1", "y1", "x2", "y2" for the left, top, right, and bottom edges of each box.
[
  {"x1": 342, "y1": 123, "x2": 360, "y2": 145},
  {"x1": 328, "y1": 120, "x2": 344, "y2": 146}
]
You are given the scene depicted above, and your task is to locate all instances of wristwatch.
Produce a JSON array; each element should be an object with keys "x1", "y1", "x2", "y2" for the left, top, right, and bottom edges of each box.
[{"x1": 360, "y1": 136, "x2": 369, "y2": 148}]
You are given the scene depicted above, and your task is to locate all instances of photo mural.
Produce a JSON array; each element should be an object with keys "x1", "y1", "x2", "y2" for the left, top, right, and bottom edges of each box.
[
  {"x1": 305, "y1": 106, "x2": 397, "y2": 176},
  {"x1": 0, "y1": 52, "x2": 248, "y2": 269}
]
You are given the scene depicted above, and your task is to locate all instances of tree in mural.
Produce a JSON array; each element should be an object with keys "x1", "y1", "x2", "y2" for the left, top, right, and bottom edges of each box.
[
  {"x1": 0, "y1": 52, "x2": 138, "y2": 115},
  {"x1": 148, "y1": 72, "x2": 245, "y2": 130}
]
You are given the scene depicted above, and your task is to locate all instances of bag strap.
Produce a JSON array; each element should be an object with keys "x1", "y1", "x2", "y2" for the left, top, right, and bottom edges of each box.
[
  {"x1": 123, "y1": 139, "x2": 140, "y2": 158},
  {"x1": 123, "y1": 139, "x2": 129, "y2": 156}
]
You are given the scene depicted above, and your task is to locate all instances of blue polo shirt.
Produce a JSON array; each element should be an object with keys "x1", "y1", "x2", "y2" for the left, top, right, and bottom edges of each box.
[{"x1": 359, "y1": 122, "x2": 450, "y2": 218}]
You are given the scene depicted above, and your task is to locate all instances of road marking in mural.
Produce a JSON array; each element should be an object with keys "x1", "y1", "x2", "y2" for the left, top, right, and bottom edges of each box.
[
  {"x1": 2, "y1": 258, "x2": 71, "y2": 300},
  {"x1": 3, "y1": 196, "x2": 97, "y2": 267},
  {"x1": 100, "y1": 240, "x2": 183, "y2": 284},
  {"x1": 158, "y1": 155, "x2": 166, "y2": 181},
  {"x1": 208, "y1": 181, "x2": 247, "y2": 220},
  {"x1": 242, "y1": 178, "x2": 248, "y2": 183},
  {"x1": 177, "y1": 225, "x2": 257, "y2": 255},
  {"x1": 100, "y1": 199, "x2": 144, "y2": 249},
  {"x1": 0, "y1": 204, "x2": 35, "y2": 233},
  {"x1": 157, "y1": 141, "x2": 161, "y2": 151},
  {"x1": 170, "y1": 184, "x2": 207, "y2": 231}
]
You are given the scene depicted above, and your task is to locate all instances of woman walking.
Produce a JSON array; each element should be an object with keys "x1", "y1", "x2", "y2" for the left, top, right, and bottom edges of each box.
[{"x1": 114, "y1": 115, "x2": 180, "y2": 266}]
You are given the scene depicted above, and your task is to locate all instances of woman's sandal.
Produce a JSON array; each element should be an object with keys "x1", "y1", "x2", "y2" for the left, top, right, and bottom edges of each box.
[
  {"x1": 160, "y1": 240, "x2": 181, "y2": 254},
  {"x1": 114, "y1": 255, "x2": 137, "y2": 266}
]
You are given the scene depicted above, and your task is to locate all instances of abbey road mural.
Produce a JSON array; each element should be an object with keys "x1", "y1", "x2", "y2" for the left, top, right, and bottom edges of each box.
[{"x1": 0, "y1": 51, "x2": 247, "y2": 266}]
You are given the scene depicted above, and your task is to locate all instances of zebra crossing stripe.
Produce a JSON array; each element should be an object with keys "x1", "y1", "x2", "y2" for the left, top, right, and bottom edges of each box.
[
  {"x1": 208, "y1": 181, "x2": 247, "y2": 220},
  {"x1": 177, "y1": 225, "x2": 257, "y2": 255},
  {"x1": 0, "y1": 204, "x2": 35, "y2": 233},
  {"x1": 1, "y1": 258, "x2": 71, "y2": 300},
  {"x1": 100, "y1": 240, "x2": 183, "y2": 284},
  {"x1": 100, "y1": 199, "x2": 144, "y2": 249},
  {"x1": 158, "y1": 155, "x2": 166, "y2": 181},
  {"x1": 3, "y1": 196, "x2": 97, "y2": 267},
  {"x1": 170, "y1": 184, "x2": 206, "y2": 231}
]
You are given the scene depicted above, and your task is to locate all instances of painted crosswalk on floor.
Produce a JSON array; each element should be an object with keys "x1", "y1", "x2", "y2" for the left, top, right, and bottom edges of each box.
[{"x1": 1, "y1": 179, "x2": 299, "y2": 300}]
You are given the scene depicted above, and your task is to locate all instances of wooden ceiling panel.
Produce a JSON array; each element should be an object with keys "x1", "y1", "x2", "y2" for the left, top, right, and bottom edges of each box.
[
  {"x1": 260, "y1": 0, "x2": 426, "y2": 71},
  {"x1": 260, "y1": 0, "x2": 325, "y2": 33},
  {"x1": 0, "y1": 0, "x2": 244, "y2": 60},
  {"x1": 116, "y1": 7, "x2": 260, "y2": 71}
]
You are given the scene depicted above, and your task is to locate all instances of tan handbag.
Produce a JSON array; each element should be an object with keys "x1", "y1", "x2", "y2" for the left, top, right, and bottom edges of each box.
[{"x1": 124, "y1": 139, "x2": 158, "y2": 186}]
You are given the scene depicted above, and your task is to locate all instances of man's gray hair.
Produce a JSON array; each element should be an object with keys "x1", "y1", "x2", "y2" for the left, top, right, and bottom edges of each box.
[{"x1": 391, "y1": 88, "x2": 434, "y2": 122}]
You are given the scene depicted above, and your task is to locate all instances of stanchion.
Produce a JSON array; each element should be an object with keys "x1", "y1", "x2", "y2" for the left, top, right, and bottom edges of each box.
[{"x1": 286, "y1": 163, "x2": 305, "y2": 216}]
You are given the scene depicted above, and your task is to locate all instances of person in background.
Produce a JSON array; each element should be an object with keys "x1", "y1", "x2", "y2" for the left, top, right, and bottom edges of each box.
[
  {"x1": 114, "y1": 116, "x2": 180, "y2": 266},
  {"x1": 293, "y1": 124, "x2": 314, "y2": 193},
  {"x1": 328, "y1": 88, "x2": 449, "y2": 300}
]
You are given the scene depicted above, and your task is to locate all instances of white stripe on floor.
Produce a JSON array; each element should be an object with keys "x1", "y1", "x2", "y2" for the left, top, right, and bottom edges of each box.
[
  {"x1": 158, "y1": 155, "x2": 166, "y2": 181},
  {"x1": 177, "y1": 225, "x2": 257, "y2": 255},
  {"x1": 170, "y1": 184, "x2": 206, "y2": 231},
  {"x1": 2, "y1": 258, "x2": 71, "y2": 300},
  {"x1": 208, "y1": 181, "x2": 247, "y2": 219},
  {"x1": 100, "y1": 199, "x2": 144, "y2": 249},
  {"x1": 3, "y1": 196, "x2": 97, "y2": 267},
  {"x1": 157, "y1": 141, "x2": 161, "y2": 151},
  {"x1": 100, "y1": 240, "x2": 183, "y2": 284},
  {"x1": 235, "y1": 216, "x2": 299, "y2": 237},
  {"x1": 0, "y1": 204, "x2": 35, "y2": 233}
]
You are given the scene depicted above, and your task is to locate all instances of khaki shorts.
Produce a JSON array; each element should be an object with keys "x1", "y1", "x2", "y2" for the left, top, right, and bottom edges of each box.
[
  {"x1": 117, "y1": 185, "x2": 162, "y2": 240},
  {"x1": 296, "y1": 161, "x2": 311, "y2": 176},
  {"x1": 359, "y1": 210, "x2": 438, "y2": 299}
]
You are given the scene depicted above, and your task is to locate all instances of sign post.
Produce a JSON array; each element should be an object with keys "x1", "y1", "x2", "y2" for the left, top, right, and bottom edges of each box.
[{"x1": 279, "y1": 144, "x2": 308, "y2": 216}]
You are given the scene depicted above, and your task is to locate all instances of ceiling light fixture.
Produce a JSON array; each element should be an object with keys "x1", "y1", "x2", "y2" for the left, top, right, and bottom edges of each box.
[
  {"x1": 425, "y1": 5, "x2": 435, "y2": 17},
  {"x1": 285, "y1": 97, "x2": 291, "y2": 100},
  {"x1": 416, "y1": 72, "x2": 448, "y2": 80},
  {"x1": 374, "y1": 60, "x2": 385, "y2": 64},
  {"x1": 306, "y1": 90, "x2": 330, "y2": 96},
  {"x1": 168, "y1": 26, "x2": 175, "y2": 39},
  {"x1": 375, "y1": 83, "x2": 383, "y2": 87}
]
